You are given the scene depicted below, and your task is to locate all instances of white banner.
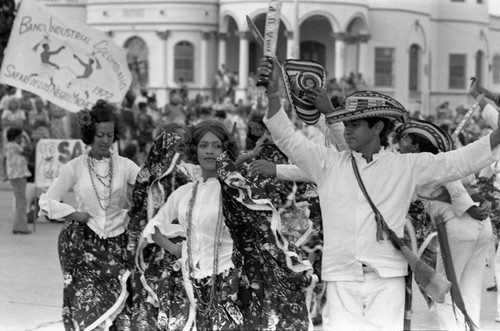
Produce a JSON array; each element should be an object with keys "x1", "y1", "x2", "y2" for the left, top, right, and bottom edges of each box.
[
  {"x1": 0, "y1": 0, "x2": 132, "y2": 113},
  {"x1": 35, "y1": 139, "x2": 84, "y2": 189}
]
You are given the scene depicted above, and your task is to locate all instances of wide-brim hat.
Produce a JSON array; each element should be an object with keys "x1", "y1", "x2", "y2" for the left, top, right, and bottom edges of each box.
[
  {"x1": 282, "y1": 59, "x2": 326, "y2": 125},
  {"x1": 325, "y1": 90, "x2": 409, "y2": 125},
  {"x1": 398, "y1": 118, "x2": 454, "y2": 152}
]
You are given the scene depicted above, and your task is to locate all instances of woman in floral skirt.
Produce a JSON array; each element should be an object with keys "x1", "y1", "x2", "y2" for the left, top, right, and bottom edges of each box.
[
  {"x1": 138, "y1": 120, "x2": 317, "y2": 330},
  {"x1": 38, "y1": 100, "x2": 140, "y2": 330}
]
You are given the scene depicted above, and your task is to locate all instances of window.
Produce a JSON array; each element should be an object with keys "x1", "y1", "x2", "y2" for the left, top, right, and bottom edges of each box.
[
  {"x1": 475, "y1": 50, "x2": 484, "y2": 86},
  {"x1": 409, "y1": 44, "x2": 420, "y2": 92},
  {"x1": 174, "y1": 41, "x2": 194, "y2": 82},
  {"x1": 374, "y1": 47, "x2": 394, "y2": 87},
  {"x1": 449, "y1": 54, "x2": 466, "y2": 89},
  {"x1": 493, "y1": 55, "x2": 500, "y2": 84}
]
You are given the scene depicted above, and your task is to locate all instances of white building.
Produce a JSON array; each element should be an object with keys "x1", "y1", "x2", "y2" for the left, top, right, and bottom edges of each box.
[{"x1": 40, "y1": 0, "x2": 500, "y2": 115}]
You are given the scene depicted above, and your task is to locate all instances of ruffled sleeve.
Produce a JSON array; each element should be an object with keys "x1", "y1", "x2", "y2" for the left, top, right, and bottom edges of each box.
[
  {"x1": 142, "y1": 184, "x2": 190, "y2": 243},
  {"x1": 38, "y1": 158, "x2": 78, "y2": 220}
]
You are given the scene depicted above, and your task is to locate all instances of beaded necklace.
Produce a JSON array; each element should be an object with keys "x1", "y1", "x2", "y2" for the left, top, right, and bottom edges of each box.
[
  {"x1": 87, "y1": 151, "x2": 113, "y2": 210},
  {"x1": 185, "y1": 179, "x2": 224, "y2": 313}
]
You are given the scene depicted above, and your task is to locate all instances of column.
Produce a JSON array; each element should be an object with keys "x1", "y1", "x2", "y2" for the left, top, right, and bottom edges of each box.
[
  {"x1": 200, "y1": 31, "x2": 211, "y2": 87},
  {"x1": 333, "y1": 32, "x2": 346, "y2": 79},
  {"x1": 285, "y1": 31, "x2": 295, "y2": 59},
  {"x1": 238, "y1": 31, "x2": 250, "y2": 93},
  {"x1": 357, "y1": 34, "x2": 371, "y2": 78},
  {"x1": 422, "y1": 51, "x2": 432, "y2": 116},
  {"x1": 155, "y1": 30, "x2": 170, "y2": 98},
  {"x1": 218, "y1": 32, "x2": 227, "y2": 71}
]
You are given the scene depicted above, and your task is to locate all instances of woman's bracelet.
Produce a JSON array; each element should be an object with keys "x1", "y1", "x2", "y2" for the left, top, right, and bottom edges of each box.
[{"x1": 266, "y1": 91, "x2": 280, "y2": 99}]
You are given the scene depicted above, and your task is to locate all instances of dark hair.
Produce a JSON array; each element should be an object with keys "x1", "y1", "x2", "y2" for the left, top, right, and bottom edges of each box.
[
  {"x1": 406, "y1": 132, "x2": 439, "y2": 155},
  {"x1": 6, "y1": 127, "x2": 23, "y2": 142},
  {"x1": 80, "y1": 99, "x2": 123, "y2": 145},
  {"x1": 183, "y1": 120, "x2": 238, "y2": 164},
  {"x1": 200, "y1": 107, "x2": 212, "y2": 116},
  {"x1": 246, "y1": 111, "x2": 266, "y2": 144},
  {"x1": 161, "y1": 123, "x2": 185, "y2": 135},
  {"x1": 214, "y1": 110, "x2": 226, "y2": 119},
  {"x1": 364, "y1": 117, "x2": 395, "y2": 148}
]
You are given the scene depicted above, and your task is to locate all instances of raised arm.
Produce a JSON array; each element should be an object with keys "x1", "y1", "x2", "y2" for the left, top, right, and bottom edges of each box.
[
  {"x1": 256, "y1": 57, "x2": 335, "y2": 184},
  {"x1": 73, "y1": 54, "x2": 85, "y2": 66},
  {"x1": 256, "y1": 57, "x2": 282, "y2": 119}
]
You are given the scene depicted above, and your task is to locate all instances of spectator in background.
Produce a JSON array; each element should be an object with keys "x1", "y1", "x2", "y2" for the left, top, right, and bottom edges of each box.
[
  {"x1": 136, "y1": 102, "x2": 155, "y2": 155},
  {"x1": 200, "y1": 94, "x2": 213, "y2": 109},
  {"x1": 146, "y1": 94, "x2": 161, "y2": 122},
  {"x1": 2, "y1": 98, "x2": 26, "y2": 144},
  {"x1": 48, "y1": 102, "x2": 67, "y2": 139},
  {"x1": 29, "y1": 97, "x2": 51, "y2": 144},
  {"x1": 178, "y1": 77, "x2": 189, "y2": 102},
  {"x1": 251, "y1": 95, "x2": 267, "y2": 114},
  {"x1": 354, "y1": 73, "x2": 369, "y2": 90},
  {"x1": 4, "y1": 127, "x2": 32, "y2": 235},
  {"x1": 0, "y1": 85, "x2": 17, "y2": 114},
  {"x1": 214, "y1": 109, "x2": 232, "y2": 132},
  {"x1": 189, "y1": 93, "x2": 204, "y2": 119},
  {"x1": 163, "y1": 90, "x2": 186, "y2": 125},
  {"x1": 213, "y1": 70, "x2": 225, "y2": 100},
  {"x1": 192, "y1": 106, "x2": 212, "y2": 125},
  {"x1": 120, "y1": 93, "x2": 139, "y2": 163},
  {"x1": 227, "y1": 99, "x2": 247, "y2": 150}
]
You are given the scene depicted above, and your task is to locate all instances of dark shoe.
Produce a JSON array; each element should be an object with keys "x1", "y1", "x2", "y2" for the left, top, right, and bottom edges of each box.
[
  {"x1": 487, "y1": 285, "x2": 497, "y2": 292},
  {"x1": 12, "y1": 230, "x2": 32, "y2": 235}
]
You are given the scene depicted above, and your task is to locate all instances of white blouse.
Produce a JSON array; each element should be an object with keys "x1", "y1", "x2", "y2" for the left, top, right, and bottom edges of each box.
[
  {"x1": 142, "y1": 178, "x2": 235, "y2": 279},
  {"x1": 39, "y1": 151, "x2": 140, "y2": 238}
]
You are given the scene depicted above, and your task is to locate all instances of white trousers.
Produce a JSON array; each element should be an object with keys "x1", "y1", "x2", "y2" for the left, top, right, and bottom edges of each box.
[
  {"x1": 434, "y1": 216, "x2": 493, "y2": 330},
  {"x1": 322, "y1": 271, "x2": 405, "y2": 331}
]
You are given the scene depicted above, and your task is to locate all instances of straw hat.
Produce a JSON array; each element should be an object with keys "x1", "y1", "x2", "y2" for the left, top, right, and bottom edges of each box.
[
  {"x1": 282, "y1": 59, "x2": 326, "y2": 125},
  {"x1": 398, "y1": 118, "x2": 454, "y2": 152},
  {"x1": 325, "y1": 90, "x2": 409, "y2": 125}
]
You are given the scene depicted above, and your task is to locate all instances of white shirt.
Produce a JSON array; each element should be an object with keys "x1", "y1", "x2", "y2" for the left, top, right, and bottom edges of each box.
[
  {"x1": 264, "y1": 107, "x2": 500, "y2": 281},
  {"x1": 142, "y1": 178, "x2": 235, "y2": 279},
  {"x1": 419, "y1": 179, "x2": 477, "y2": 225},
  {"x1": 481, "y1": 103, "x2": 498, "y2": 130},
  {"x1": 39, "y1": 151, "x2": 140, "y2": 238}
]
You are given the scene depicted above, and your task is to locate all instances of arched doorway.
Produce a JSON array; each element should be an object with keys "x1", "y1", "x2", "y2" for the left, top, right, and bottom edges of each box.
[
  {"x1": 301, "y1": 41, "x2": 325, "y2": 65},
  {"x1": 300, "y1": 15, "x2": 333, "y2": 75}
]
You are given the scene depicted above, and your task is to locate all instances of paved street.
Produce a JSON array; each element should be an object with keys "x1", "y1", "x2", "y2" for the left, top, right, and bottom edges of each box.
[{"x1": 0, "y1": 186, "x2": 499, "y2": 331}]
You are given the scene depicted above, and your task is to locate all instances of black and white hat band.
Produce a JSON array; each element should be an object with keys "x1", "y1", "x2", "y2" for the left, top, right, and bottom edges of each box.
[{"x1": 325, "y1": 90, "x2": 410, "y2": 125}]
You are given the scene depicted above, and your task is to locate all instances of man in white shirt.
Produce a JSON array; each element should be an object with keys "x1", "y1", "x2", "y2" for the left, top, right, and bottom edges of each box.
[{"x1": 257, "y1": 58, "x2": 500, "y2": 330}]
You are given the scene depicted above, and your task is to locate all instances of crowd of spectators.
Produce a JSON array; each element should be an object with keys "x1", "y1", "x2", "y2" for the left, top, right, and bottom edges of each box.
[{"x1": 0, "y1": 72, "x2": 494, "y2": 176}]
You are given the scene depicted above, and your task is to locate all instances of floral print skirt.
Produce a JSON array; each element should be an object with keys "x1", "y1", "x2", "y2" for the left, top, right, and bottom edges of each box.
[{"x1": 58, "y1": 220, "x2": 131, "y2": 331}]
